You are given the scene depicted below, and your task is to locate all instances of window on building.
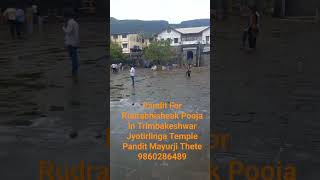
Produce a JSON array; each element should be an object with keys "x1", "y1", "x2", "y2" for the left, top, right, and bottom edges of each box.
[
  {"x1": 182, "y1": 35, "x2": 202, "y2": 42},
  {"x1": 122, "y1": 43, "x2": 128, "y2": 48},
  {"x1": 122, "y1": 34, "x2": 127, "y2": 38},
  {"x1": 113, "y1": 35, "x2": 118, "y2": 39},
  {"x1": 206, "y1": 36, "x2": 210, "y2": 42},
  {"x1": 174, "y1": 38, "x2": 179, "y2": 43}
]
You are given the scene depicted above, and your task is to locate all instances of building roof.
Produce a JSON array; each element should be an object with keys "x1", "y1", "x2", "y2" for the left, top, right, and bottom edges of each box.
[
  {"x1": 175, "y1": 26, "x2": 209, "y2": 34},
  {"x1": 156, "y1": 26, "x2": 210, "y2": 36}
]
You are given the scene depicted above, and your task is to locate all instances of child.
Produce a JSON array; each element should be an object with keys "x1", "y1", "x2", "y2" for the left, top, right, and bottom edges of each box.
[{"x1": 186, "y1": 66, "x2": 191, "y2": 77}]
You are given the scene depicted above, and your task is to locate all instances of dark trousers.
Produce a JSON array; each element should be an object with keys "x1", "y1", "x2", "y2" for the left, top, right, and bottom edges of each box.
[
  {"x1": 8, "y1": 20, "x2": 16, "y2": 38},
  {"x1": 242, "y1": 29, "x2": 258, "y2": 49},
  {"x1": 67, "y1": 46, "x2": 79, "y2": 74},
  {"x1": 131, "y1": 76, "x2": 134, "y2": 86},
  {"x1": 16, "y1": 22, "x2": 23, "y2": 38},
  {"x1": 248, "y1": 30, "x2": 257, "y2": 49},
  {"x1": 242, "y1": 30, "x2": 248, "y2": 47}
]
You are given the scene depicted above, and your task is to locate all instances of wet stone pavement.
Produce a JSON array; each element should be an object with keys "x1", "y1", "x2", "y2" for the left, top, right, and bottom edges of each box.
[
  {"x1": 110, "y1": 67, "x2": 210, "y2": 180},
  {"x1": 213, "y1": 17, "x2": 320, "y2": 179},
  {"x1": 0, "y1": 20, "x2": 108, "y2": 179}
]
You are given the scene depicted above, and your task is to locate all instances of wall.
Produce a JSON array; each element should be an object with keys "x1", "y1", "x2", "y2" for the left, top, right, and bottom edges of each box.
[
  {"x1": 202, "y1": 28, "x2": 210, "y2": 44},
  {"x1": 111, "y1": 34, "x2": 148, "y2": 54},
  {"x1": 200, "y1": 53, "x2": 210, "y2": 66}
]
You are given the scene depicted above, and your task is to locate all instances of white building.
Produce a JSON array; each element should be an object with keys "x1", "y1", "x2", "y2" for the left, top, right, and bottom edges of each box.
[
  {"x1": 157, "y1": 26, "x2": 211, "y2": 66},
  {"x1": 156, "y1": 26, "x2": 210, "y2": 46}
]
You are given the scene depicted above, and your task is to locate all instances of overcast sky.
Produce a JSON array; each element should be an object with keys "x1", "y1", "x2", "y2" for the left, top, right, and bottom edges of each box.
[{"x1": 110, "y1": 0, "x2": 210, "y2": 24}]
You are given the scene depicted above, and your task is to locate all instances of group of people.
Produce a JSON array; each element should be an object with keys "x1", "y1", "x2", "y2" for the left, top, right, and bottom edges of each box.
[
  {"x1": 2, "y1": 2, "x2": 40, "y2": 39},
  {"x1": 1, "y1": 4, "x2": 80, "y2": 79},
  {"x1": 111, "y1": 63, "x2": 123, "y2": 73}
]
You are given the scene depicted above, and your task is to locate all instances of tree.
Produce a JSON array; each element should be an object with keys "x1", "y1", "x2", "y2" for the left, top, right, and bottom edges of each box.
[
  {"x1": 144, "y1": 39, "x2": 173, "y2": 65},
  {"x1": 110, "y1": 41, "x2": 123, "y2": 60}
]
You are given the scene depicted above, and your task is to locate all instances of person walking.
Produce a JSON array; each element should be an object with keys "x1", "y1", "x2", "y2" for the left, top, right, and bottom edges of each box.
[
  {"x1": 3, "y1": 6, "x2": 17, "y2": 39},
  {"x1": 241, "y1": 6, "x2": 260, "y2": 50},
  {"x1": 63, "y1": 11, "x2": 80, "y2": 76},
  {"x1": 130, "y1": 65, "x2": 135, "y2": 87},
  {"x1": 186, "y1": 65, "x2": 191, "y2": 77},
  {"x1": 16, "y1": 6, "x2": 25, "y2": 39},
  {"x1": 248, "y1": 6, "x2": 260, "y2": 50}
]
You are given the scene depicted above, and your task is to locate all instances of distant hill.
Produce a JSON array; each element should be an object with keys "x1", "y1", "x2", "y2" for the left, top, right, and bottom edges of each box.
[
  {"x1": 172, "y1": 19, "x2": 210, "y2": 28},
  {"x1": 110, "y1": 17, "x2": 210, "y2": 35}
]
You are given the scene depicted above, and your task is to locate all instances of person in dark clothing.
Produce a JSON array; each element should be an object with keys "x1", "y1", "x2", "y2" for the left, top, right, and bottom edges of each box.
[
  {"x1": 16, "y1": 7, "x2": 25, "y2": 39},
  {"x1": 186, "y1": 51, "x2": 193, "y2": 76},
  {"x1": 242, "y1": 6, "x2": 260, "y2": 50},
  {"x1": 186, "y1": 68, "x2": 191, "y2": 77},
  {"x1": 186, "y1": 64, "x2": 191, "y2": 77}
]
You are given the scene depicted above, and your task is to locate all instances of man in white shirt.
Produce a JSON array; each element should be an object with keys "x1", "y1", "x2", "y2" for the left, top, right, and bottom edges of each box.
[
  {"x1": 130, "y1": 66, "x2": 135, "y2": 87},
  {"x1": 63, "y1": 11, "x2": 80, "y2": 76},
  {"x1": 3, "y1": 6, "x2": 17, "y2": 38}
]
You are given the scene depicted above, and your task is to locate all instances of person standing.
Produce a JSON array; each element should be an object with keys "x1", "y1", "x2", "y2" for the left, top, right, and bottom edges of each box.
[
  {"x1": 248, "y1": 6, "x2": 260, "y2": 50},
  {"x1": 63, "y1": 11, "x2": 80, "y2": 76},
  {"x1": 130, "y1": 66, "x2": 135, "y2": 87},
  {"x1": 26, "y1": 4, "x2": 33, "y2": 34},
  {"x1": 32, "y1": 3, "x2": 38, "y2": 25},
  {"x1": 241, "y1": 6, "x2": 260, "y2": 50},
  {"x1": 16, "y1": 7, "x2": 25, "y2": 39},
  {"x1": 3, "y1": 6, "x2": 17, "y2": 39}
]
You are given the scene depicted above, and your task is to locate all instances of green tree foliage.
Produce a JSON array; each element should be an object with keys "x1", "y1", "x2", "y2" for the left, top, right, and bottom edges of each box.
[
  {"x1": 144, "y1": 39, "x2": 173, "y2": 65},
  {"x1": 110, "y1": 41, "x2": 123, "y2": 60}
]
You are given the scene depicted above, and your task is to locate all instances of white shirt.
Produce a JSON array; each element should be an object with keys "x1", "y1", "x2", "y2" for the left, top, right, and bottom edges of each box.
[
  {"x1": 63, "y1": 18, "x2": 80, "y2": 47},
  {"x1": 3, "y1": 8, "x2": 16, "y2": 20},
  {"x1": 130, "y1": 67, "x2": 135, "y2": 77}
]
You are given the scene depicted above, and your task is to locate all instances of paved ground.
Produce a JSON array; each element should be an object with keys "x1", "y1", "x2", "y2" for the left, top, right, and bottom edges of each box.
[
  {"x1": 213, "y1": 16, "x2": 320, "y2": 179},
  {"x1": 110, "y1": 67, "x2": 210, "y2": 180},
  {"x1": 0, "y1": 19, "x2": 108, "y2": 179}
]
